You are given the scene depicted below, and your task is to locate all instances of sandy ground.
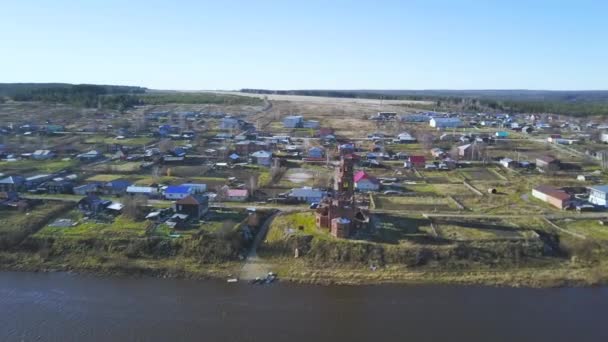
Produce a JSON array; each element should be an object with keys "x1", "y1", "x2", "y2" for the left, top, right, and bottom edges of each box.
[
  {"x1": 213, "y1": 91, "x2": 433, "y2": 106},
  {"x1": 286, "y1": 169, "x2": 313, "y2": 184}
]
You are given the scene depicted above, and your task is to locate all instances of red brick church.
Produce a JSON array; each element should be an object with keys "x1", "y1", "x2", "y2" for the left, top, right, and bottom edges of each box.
[{"x1": 315, "y1": 156, "x2": 369, "y2": 238}]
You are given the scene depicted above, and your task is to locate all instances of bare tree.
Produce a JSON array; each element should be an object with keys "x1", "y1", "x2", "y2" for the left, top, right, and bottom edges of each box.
[
  {"x1": 159, "y1": 139, "x2": 174, "y2": 153},
  {"x1": 123, "y1": 195, "x2": 148, "y2": 220},
  {"x1": 247, "y1": 175, "x2": 259, "y2": 194}
]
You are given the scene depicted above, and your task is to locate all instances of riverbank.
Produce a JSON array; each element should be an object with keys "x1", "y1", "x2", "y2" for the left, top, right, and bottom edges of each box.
[{"x1": 2, "y1": 251, "x2": 608, "y2": 287}]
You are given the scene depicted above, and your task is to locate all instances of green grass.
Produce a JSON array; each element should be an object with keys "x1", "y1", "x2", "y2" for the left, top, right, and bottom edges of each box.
[
  {"x1": 195, "y1": 209, "x2": 247, "y2": 233},
  {"x1": 266, "y1": 211, "x2": 330, "y2": 241},
  {"x1": 557, "y1": 219, "x2": 608, "y2": 241},
  {"x1": 0, "y1": 203, "x2": 69, "y2": 236},
  {"x1": 373, "y1": 214, "x2": 432, "y2": 244},
  {"x1": 374, "y1": 195, "x2": 456, "y2": 211},
  {"x1": 103, "y1": 137, "x2": 156, "y2": 146},
  {"x1": 0, "y1": 159, "x2": 79, "y2": 173},
  {"x1": 86, "y1": 174, "x2": 123, "y2": 182},
  {"x1": 36, "y1": 213, "x2": 149, "y2": 239}
]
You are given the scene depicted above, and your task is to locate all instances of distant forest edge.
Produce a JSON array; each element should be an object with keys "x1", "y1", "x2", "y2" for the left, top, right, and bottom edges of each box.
[
  {"x1": 0, "y1": 83, "x2": 262, "y2": 110},
  {"x1": 241, "y1": 88, "x2": 608, "y2": 116}
]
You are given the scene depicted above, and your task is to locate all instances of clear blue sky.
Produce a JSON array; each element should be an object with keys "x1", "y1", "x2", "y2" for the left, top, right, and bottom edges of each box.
[{"x1": 1, "y1": 0, "x2": 607, "y2": 90}]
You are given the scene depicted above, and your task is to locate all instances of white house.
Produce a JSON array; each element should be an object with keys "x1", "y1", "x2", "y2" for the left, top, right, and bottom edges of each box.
[
  {"x1": 354, "y1": 171, "x2": 380, "y2": 191},
  {"x1": 283, "y1": 115, "x2": 304, "y2": 128},
  {"x1": 430, "y1": 117, "x2": 462, "y2": 129},
  {"x1": 251, "y1": 150, "x2": 272, "y2": 167},
  {"x1": 288, "y1": 187, "x2": 326, "y2": 203},
  {"x1": 32, "y1": 150, "x2": 55, "y2": 160},
  {"x1": 588, "y1": 185, "x2": 608, "y2": 207}
]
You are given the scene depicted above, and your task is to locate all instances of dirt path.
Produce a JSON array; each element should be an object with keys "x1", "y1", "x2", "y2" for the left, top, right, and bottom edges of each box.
[{"x1": 239, "y1": 211, "x2": 279, "y2": 280}]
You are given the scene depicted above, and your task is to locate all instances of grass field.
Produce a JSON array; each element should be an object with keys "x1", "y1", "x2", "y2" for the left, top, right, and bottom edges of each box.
[
  {"x1": 0, "y1": 203, "x2": 72, "y2": 244},
  {"x1": 0, "y1": 159, "x2": 79, "y2": 173},
  {"x1": 36, "y1": 213, "x2": 149, "y2": 239},
  {"x1": 555, "y1": 219, "x2": 608, "y2": 241},
  {"x1": 266, "y1": 211, "x2": 330, "y2": 242},
  {"x1": 433, "y1": 218, "x2": 537, "y2": 241},
  {"x1": 372, "y1": 214, "x2": 433, "y2": 244},
  {"x1": 373, "y1": 195, "x2": 457, "y2": 211}
]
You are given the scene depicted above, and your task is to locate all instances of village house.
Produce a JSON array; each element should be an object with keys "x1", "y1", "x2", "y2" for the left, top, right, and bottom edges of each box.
[
  {"x1": 499, "y1": 158, "x2": 518, "y2": 168},
  {"x1": 307, "y1": 146, "x2": 325, "y2": 159},
  {"x1": 532, "y1": 185, "x2": 572, "y2": 209},
  {"x1": 588, "y1": 185, "x2": 608, "y2": 208},
  {"x1": 405, "y1": 156, "x2": 426, "y2": 168},
  {"x1": 226, "y1": 189, "x2": 248, "y2": 202},
  {"x1": 354, "y1": 171, "x2": 380, "y2": 191},
  {"x1": 250, "y1": 150, "x2": 272, "y2": 167},
  {"x1": 180, "y1": 183, "x2": 207, "y2": 193},
  {"x1": 399, "y1": 114, "x2": 429, "y2": 123},
  {"x1": 164, "y1": 185, "x2": 194, "y2": 200},
  {"x1": 283, "y1": 115, "x2": 304, "y2": 128},
  {"x1": 235, "y1": 141, "x2": 270, "y2": 156},
  {"x1": 395, "y1": 132, "x2": 417, "y2": 143},
  {"x1": 536, "y1": 156, "x2": 560, "y2": 171},
  {"x1": 126, "y1": 186, "x2": 159, "y2": 197},
  {"x1": 0, "y1": 176, "x2": 25, "y2": 192},
  {"x1": 25, "y1": 175, "x2": 53, "y2": 190},
  {"x1": 174, "y1": 194, "x2": 209, "y2": 220},
  {"x1": 103, "y1": 179, "x2": 132, "y2": 196},
  {"x1": 73, "y1": 182, "x2": 102, "y2": 195},
  {"x1": 375, "y1": 112, "x2": 397, "y2": 121},
  {"x1": 32, "y1": 149, "x2": 55, "y2": 160},
  {"x1": 303, "y1": 120, "x2": 320, "y2": 129},
  {"x1": 457, "y1": 144, "x2": 474, "y2": 159},
  {"x1": 77, "y1": 150, "x2": 103, "y2": 162},
  {"x1": 78, "y1": 194, "x2": 111, "y2": 214},
  {"x1": 45, "y1": 179, "x2": 74, "y2": 194},
  {"x1": 288, "y1": 187, "x2": 327, "y2": 204},
  {"x1": 430, "y1": 148, "x2": 445, "y2": 158},
  {"x1": 430, "y1": 117, "x2": 462, "y2": 129}
]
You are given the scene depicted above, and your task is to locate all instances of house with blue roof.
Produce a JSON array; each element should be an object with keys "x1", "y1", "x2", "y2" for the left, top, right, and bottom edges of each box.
[
  {"x1": 164, "y1": 185, "x2": 194, "y2": 200},
  {"x1": 103, "y1": 179, "x2": 132, "y2": 196},
  {"x1": 588, "y1": 185, "x2": 608, "y2": 207},
  {"x1": 308, "y1": 146, "x2": 325, "y2": 159},
  {"x1": 0, "y1": 176, "x2": 26, "y2": 192},
  {"x1": 180, "y1": 183, "x2": 207, "y2": 193}
]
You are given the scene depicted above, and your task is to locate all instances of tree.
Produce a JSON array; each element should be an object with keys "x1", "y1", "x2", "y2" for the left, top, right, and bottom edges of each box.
[
  {"x1": 159, "y1": 139, "x2": 174, "y2": 153},
  {"x1": 247, "y1": 175, "x2": 259, "y2": 195},
  {"x1": 123, "y1": 195, "x2": 148, "y2": 220}
]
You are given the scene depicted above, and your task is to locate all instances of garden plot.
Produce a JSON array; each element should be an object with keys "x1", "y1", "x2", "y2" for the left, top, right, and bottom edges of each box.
[
  {"x1": 460, "y1": 168, "x2": 501, "y2": 181},
  {"x1": 373, "y1": 195, "x2": 458, "y2": 212},
  {"x1": 433, "y1": 218, "x2": 535, "y2": 241}
]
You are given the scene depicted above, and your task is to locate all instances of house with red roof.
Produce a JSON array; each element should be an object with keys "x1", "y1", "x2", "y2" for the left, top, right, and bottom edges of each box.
[
  {"x1": 226, "y1": 189, "x2": 249, "y2": 202},
  {"x1": 405, "y1": 156, "x2": 426, "y2": 168},
  {"x1": 354, "y1": 171, "x2": 380, "y2": 191}
]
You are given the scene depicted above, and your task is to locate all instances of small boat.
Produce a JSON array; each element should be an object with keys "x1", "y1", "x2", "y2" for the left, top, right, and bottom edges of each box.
[
  {"x1": 263, "y1": 272, "x2": 277, "y2": 284},
  {"x1": 227, "y1": 278, "x2": 238, "y2": 283},
  {"x1": 249, "y1": 277, "x2": 262, "y2": 285}
]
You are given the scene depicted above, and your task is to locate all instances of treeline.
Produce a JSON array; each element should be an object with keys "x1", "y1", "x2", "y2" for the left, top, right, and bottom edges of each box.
[
  {"x1": 2, "y1": 83, "x2": 262, "y2": 110},
  {"x1": 99, "y1": 92, "x2": 263, "y2": 110},
  {"x1": 6, "y1": 83, "x2": 146, "y2": 108},
  {"x1": 242, "y1": 88, "x2": 608, "y2": 116}
]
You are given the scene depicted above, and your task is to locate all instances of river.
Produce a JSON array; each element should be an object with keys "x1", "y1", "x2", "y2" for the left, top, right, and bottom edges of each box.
[{"x1": 1, "y1": 271, "x2": 607, "y2": 341}]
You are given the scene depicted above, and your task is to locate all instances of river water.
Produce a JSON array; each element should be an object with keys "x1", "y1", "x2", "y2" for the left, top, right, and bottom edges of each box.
[{"x1": 1, "y1": 271, "x2": 607, "y2": 342}]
